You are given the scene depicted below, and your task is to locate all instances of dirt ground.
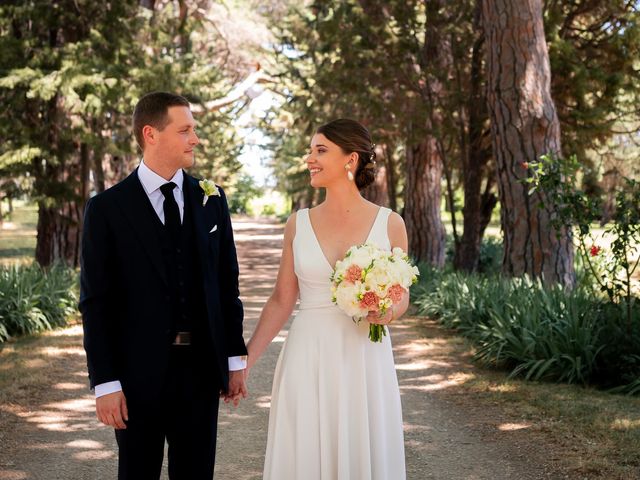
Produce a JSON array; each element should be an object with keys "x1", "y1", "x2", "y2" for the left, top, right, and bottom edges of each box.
[{"x1": 0, "y1": 217, "x2": 576, "y2": 479}]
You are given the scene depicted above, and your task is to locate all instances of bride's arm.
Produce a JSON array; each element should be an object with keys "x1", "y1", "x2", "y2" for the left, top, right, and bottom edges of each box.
[
  {"x1": 388, "y1": 212, "x2": 411, "y2": 321},
  {"x1": 387, "y1": 212, "x2": 409, "y2": 320},
  {"x1": 247, "y1": 212, "x2": 299, "y2": 369},
  {"x1": 369, "y1": 212, "x2": 410, "y2": 325}
]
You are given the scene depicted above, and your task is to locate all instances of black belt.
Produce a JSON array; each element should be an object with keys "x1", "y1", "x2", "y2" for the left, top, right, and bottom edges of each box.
[{"x1": 172, "y1": 331, "x2": 192, "y2": 346}]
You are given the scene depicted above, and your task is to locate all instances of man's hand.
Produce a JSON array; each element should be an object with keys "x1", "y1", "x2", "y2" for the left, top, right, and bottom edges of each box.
[
  {"x1": 223, "y1": 369, "x2": 248, "y2": 407},
  {"x1": 96, "y1": 391, "x2": 128, "y2": 429}
]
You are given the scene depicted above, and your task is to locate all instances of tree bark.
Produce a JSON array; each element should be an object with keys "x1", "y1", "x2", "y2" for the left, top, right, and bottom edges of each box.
[
  {"x1": 291, "y1": 185, "x2": 316, "y2": 211},
  {"x1": 80, "y1": 142, "x2": 90, "y2": 203},
  {"x1": 361, "y1": 165, "x2": 389, "y2": 207},
  {"x1": 91, "y1": 118, "x2": 106, "y2": 194},
  {"x1": 382, "y1": 144, "x2": 397, "y2": 212},
  {"x1": 401, "y1": 0, "x2": 447, "y2": 267},
  {"x1": 482, "y1": 0, "x2": 575, "y2": 287},
  {"x1": 92, "y1": 150, "x2": 106, "y2": 194},
  {"x1": 454, "y1": 3, "x2": 497, "y2": 272},
  {"x1": 35, "y1": 200, "x2": 81, "y2": 267},
  {"x1": 34, "y1": 95, "x2": 82, "y2": 268},
  {"x1": 404, "y1": 137, "x2": 446, "y2": 266},
  {"x1": 139, "y1": 0, "x2": 155, "y2": 10}
]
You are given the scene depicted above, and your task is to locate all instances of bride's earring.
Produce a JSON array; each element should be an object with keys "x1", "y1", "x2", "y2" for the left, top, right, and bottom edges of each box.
[{"x1": 345, "y1": 164, "x2": 354, "y2": 181}]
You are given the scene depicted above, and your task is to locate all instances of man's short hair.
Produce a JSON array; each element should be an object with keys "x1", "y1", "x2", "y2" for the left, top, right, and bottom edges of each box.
[{"x1": 132, "y1": 92, "x2": 190, "y2": 149}]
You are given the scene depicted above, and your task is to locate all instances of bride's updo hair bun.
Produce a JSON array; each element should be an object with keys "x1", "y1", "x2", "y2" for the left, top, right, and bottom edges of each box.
[{"x1": 316, "y1": 119, "x2": 377, "y2": 190}]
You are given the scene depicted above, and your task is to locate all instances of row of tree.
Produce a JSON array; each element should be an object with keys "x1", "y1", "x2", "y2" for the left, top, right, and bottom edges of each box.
[
  {"x1": 261, "y1": 0, "x2": 640, "y2": 287},
  {"x1": 0, "y1": 0, "x2": 267, "y2": 266},
  {"x1": 1, "y1": 1, "x2": 638, "y2": 291}
]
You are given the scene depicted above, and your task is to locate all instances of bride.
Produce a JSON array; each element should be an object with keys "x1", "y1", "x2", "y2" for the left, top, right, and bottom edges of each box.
[{"x1": 247, "y1": 119, "x2": 408, "y2": 480}]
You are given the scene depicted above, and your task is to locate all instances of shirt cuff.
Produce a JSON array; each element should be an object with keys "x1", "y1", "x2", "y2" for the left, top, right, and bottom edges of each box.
[
  {"x1": 94, "y1": 380, "x2": 122, "y2": 398},
  {"x1": 228, "y1": 356, "x2": 247, "y2": 371}
]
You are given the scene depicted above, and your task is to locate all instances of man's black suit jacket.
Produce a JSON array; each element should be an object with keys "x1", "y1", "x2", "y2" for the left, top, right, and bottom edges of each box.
[{"x1": 79, "y1": 168, "x2": 246, "y2": 408}]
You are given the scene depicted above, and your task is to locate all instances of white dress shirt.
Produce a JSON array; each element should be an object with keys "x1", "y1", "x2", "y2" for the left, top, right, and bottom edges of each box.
[{"x1": 94, "y1": 160, "x2": 246, "y2": 398}]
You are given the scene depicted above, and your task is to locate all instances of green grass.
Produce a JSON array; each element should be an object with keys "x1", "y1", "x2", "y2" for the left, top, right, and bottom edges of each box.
[
  {"x1": 458, "y1": 367, "x2": 640, "y2": 478},
  {"x1": 413, "y1": 314, "x2": 640, "y2": 478},
  {"x1": 411, "y1": 316, "x2": 640, "y2": 478},
  {"x1": 0, "y1": 200, "x2": 37, "y2": 265}
]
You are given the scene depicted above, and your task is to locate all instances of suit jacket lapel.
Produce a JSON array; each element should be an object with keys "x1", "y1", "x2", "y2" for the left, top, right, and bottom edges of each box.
[
  {"x1": 183, "y1": 173, "x2": 217, "y2": 284},
  {"x1": 115, "y1": 169, "x2": 169, "y2": 287}
]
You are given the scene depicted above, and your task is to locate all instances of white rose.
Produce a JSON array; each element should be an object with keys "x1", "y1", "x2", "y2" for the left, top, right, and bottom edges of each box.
[
  {"x1": 334, "y1": 281, "x2": 365, "y2": 317},
  {"x1": 364, "y1": 265, "x2": 391, "y2": 297}
]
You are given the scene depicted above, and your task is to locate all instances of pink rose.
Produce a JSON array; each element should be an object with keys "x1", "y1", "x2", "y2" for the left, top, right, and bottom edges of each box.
[
  {"x1": 387, "y1": 284, "x2": 406, "y2": 304},
  {"x1": 344, "y1": 264, "x2": 363, "y2": 284},
  {"x1": 359, "y1": 291, "x2": 380, "y2": 311}
]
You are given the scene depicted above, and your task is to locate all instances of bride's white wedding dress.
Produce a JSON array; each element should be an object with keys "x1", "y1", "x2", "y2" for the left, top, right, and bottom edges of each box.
[{"x1": 263, "y1": 207, "x2": 406, "y2": 480}]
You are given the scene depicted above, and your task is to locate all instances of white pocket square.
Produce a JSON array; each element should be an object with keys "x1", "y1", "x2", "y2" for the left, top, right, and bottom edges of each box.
[{"x1": 209, "y1": 225, "x2": 218, "y2": 233}]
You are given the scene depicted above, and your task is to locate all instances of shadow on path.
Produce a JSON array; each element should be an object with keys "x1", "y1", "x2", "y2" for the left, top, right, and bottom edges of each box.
[{"x1": 1, "y1": 217, "x2": 565, "y2": 479}]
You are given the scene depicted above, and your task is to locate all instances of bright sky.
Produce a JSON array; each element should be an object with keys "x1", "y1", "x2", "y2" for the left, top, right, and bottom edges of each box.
[{"x1": 235, "y1": 89, "x2": 279, "y2": 187}]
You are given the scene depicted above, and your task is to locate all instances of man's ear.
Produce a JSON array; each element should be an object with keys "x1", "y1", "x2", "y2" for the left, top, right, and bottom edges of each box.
[{"x1": 142, "y1": 125, "x2": 157, "y2": 146}]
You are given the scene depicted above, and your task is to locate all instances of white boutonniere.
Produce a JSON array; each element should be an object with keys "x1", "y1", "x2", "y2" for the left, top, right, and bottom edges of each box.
[{"x1": 199, "y1": 179, "x2": 220, "y2": 206}]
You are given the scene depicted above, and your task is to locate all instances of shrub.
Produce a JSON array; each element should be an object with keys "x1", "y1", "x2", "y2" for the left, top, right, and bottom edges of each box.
[
  {"x1": 0, "y1": 263, "x2": 77, "y2": 343},
  {"x1": 413, "y1": 264, "x2": 640, "y2": 394}
]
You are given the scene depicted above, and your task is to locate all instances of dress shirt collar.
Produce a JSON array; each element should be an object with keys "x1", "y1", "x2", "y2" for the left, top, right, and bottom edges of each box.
[{"x1": 138, "y1": 159, "x2": 184, "y2": 195}]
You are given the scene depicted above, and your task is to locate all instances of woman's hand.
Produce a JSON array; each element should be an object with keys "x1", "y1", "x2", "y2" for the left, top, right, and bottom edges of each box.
[
  {"x1": 366, "y1": 307, "x2": 394, "y2": 325},
  {"x1": 365, "y1": 289, "x2": 409, "y2": 325}
]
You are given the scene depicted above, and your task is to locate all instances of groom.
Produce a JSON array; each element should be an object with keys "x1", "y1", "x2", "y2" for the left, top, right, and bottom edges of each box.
[{"x1": 79, "y1": 91, "x2": 248, "y2": 479}]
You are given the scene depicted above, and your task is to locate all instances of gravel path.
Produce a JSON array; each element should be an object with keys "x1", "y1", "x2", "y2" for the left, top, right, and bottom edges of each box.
[{"x1": 0, "y1": 217, "x2": 569, "y2": 479}]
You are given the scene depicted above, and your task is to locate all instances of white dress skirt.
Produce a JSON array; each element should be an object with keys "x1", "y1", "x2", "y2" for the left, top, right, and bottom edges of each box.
[{"x1": 263, "y1": 207, "x2": 406, "y2": 480}]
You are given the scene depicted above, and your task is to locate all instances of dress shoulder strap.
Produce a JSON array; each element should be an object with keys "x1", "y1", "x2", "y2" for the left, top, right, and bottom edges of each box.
[
  {"x1": 380, "y1": 207, "x2": 392, "y2": 222},
  {"x1": 294, "y1": 208, "x2": 310, "y2": 241},
  {"x1": 368, "y1": 207, "x2": 393, "y2": 247}
]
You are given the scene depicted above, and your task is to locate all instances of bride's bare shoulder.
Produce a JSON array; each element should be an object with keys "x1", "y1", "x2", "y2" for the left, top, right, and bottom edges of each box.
[
  {"x1": 387, "y1": 210, "x2": 405, "y2": 228},
  {"x1": 387, "y1": 211, "x2": 408, "y2": 250},
  {"x1": 283, "y1": 210, "x2": 300, "y2": 241}
]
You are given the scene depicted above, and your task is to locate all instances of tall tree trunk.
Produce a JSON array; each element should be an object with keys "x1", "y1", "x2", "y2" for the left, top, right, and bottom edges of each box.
[
  {"x1": 482, "y1": 0, "x2": 575, "y2": 287},
  {"x1": 35, "y1": 200, "x2": 81, "y2": 267},
  {"x1": 404, "y1": 137, "x2": 446, "y2": 266},
  {"x1": 479, "y1": 168, "x2": 498, "y2": 239},
  {"x1": 382, "y1": 144, "x2": 398, "y2": 212},
  {"x1": 140, "y1": 0, "x2": 156, "y2": 10},
  {"x1": 34, "y1": 95, "x2": 82, "y2": 268},
  {"x1": 80, "y1": 142, "x2": 90, "y2": 202},
  {"x1": 35, "y1": 159, "x2": 83, "y2": 268},
  {"x1": 402, "y1": 0, "x2": 447, "y2": 267},
  {"x1": 361, "y1": 165, "x2": 389, "y2": 207},
  {"x1": 600, "y1": 159, "x2": 620, "y2": 225},
  {"x1": 92, "y1": 150, "x2": 106, "y2": 194},
  {"x1": 454, "y1": 3, "x2": 497, "y2": 272},
  {"x1": 91, "y1": 118, "x2": 106, "y2": 193},
  {"x1": 292, "y1": 185, "x2": 316, "y2": 211}
]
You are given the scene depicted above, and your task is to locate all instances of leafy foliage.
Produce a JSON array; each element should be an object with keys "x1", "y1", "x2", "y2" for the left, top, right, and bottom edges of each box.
[
  {"x1": 0, "y1": 1, "x2": 261, "y2": 265},
  {"x1": 525, "y1": 154, "x2": 640, "y2": 333},
  {"x1": 413, "y1": 260, "x2": 640, "y2": 394},
  {"x1": 225, "y1": 172, "x2": 263, "y2": 214},
  {"x1": 0, "y1": 263, "x2": 77, "y2": 343}
]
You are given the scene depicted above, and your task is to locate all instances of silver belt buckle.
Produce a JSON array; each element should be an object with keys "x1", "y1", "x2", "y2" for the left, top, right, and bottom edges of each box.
[{"x1": 172, "y1": 331, "x2": 192, "y2": 346}]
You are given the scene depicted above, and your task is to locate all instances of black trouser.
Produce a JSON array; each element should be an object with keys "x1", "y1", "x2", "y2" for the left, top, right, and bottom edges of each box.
[{"x1": 115, "y1": 346, "x2": 221, "y2": 480}]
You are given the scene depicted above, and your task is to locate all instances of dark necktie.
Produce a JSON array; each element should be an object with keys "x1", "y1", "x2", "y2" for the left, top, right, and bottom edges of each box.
[{"x1": 160, "y1": 182, "x2": 181, "y2": 240}]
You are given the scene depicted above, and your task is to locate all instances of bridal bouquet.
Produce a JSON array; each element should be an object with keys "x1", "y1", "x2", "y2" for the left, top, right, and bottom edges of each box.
[{"x1": 330, "y1": 243, "x2": 419, "y2": 342}]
